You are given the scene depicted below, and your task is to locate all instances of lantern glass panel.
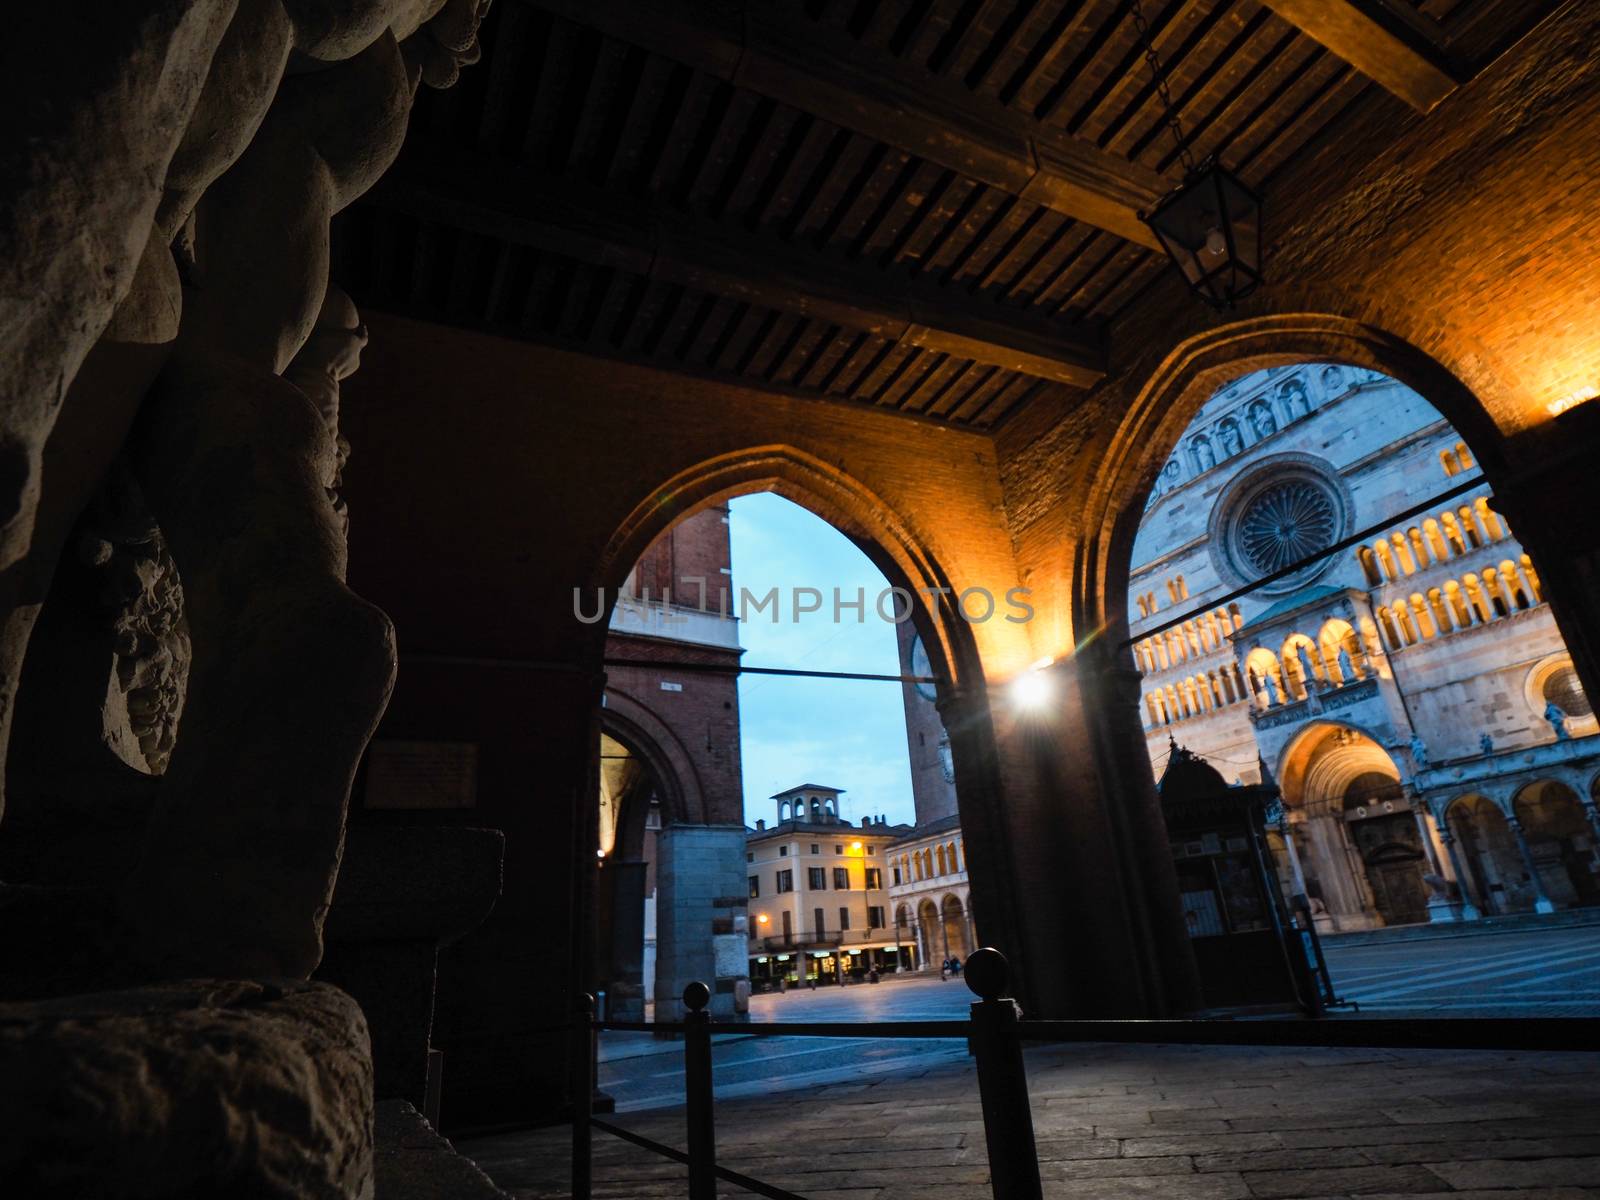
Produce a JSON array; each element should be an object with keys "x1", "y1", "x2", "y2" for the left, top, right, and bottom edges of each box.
[{"x1": 1146, "y1": 162, "x2": 1262, "y2": 308}]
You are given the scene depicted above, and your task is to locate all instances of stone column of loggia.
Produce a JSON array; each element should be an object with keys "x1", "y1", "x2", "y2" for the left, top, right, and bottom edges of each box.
[
  {"x1": 1505, "y1": 814, "x2": 1558, "y2": 915},
  {"x1": 1433, "y1": 824, "x2": 1483, "y2": 920}
]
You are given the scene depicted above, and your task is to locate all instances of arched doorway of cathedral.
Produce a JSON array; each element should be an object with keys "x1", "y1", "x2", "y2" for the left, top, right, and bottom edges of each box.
[
  {"x1": 1277, "y1": 723, "x2": 1429, "y2": 931},
  {"x1": 592, "y1": 447, "x2": 999, "y2": 1020},
  {"x1": 1513, "y1": 780, "x2": 1600, "y2": 909}
]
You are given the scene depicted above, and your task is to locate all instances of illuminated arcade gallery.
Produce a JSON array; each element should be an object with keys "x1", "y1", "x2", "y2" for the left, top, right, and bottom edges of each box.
[{"x1": 1131, "y1": 366, "x2": 1600, "y2": 931}]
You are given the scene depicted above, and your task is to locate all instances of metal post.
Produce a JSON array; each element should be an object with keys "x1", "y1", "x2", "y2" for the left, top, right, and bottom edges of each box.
[
  {"x1": 964, "y1": 948, "x2": 1043, "y2": 1200},
  {"x1": 572, "y1": 992, "x2": 594, "y2": 1200},
  {"x1": 682, "y1": 981, "x2": 716, "y2": 1200}
]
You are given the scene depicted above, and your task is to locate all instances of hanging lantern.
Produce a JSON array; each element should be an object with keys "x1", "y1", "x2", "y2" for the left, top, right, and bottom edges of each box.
[
  {"x1": 1127, "y1": 0, "x2": 1264, "y2": 308},
  {"x1": 1144, "y1": 159, "x2": 1263, "y2": 310}
]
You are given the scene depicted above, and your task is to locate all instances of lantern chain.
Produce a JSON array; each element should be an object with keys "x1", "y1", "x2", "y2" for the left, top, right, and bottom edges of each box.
[{"x1": 1128, "y1": 0, "x2": 1197, "y2": 176}]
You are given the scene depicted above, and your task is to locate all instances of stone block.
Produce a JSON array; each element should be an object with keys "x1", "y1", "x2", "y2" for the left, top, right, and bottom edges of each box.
[
  {"x1": 0, "y1": 979, "x2": 374, "y2": 1198},
  {"x1": 374, "y1": 1099, "x2": 509, "y2": 1199}
]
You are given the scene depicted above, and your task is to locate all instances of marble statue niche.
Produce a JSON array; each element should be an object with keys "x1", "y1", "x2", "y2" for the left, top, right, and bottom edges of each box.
[
  {"x1": 1191, "y1": 435, "x2": 1216, "y2": 473},
  {"x1": 1278, "y1": 377, "x2": 1311, "y2": 419},
  {"x1": 1248, "y1": 399, "x2": 1278, "y2": 440},
  {"x1": 1217, "y1": 418, "x2": 1244, "y2": 457}
]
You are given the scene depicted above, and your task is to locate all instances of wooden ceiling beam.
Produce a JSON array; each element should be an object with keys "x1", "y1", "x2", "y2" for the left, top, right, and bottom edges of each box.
[
  {"x1": 1257, "y1": 0, "x2": 1462, "y2": 113},
  {"x1": 515, "y1": 0, "x2": 1171, "y2": 250},
  {"x1": 378, "y1": 142, "x2": 1106, "y2": 388}
]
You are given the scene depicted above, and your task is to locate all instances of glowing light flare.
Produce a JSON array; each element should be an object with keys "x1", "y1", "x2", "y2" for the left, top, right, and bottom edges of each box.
[{"x1": 1010, "y1": 668, "x2": 1056, "y2": 712}]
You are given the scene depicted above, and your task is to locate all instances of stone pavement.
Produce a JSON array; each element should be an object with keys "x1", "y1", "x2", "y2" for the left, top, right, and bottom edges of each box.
[
  {"x1": 1321, "y1": 926, "x2": 1600, "y2": 1016},
  {"x1": 463, "y1": 1036, "x2": 1600, "y2": 1198}
]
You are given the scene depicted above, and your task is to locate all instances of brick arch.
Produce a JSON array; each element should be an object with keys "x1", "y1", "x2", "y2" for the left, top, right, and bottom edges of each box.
[
  {"x1": 1077, "y1": 314, "x2": 1508, "y2": 643},
  {"x1": 594, "y1": 442, "x2": 989, "y2": 694},
  {"x1": 598, "y1": 690, "x2": 704, "y2": 828}
]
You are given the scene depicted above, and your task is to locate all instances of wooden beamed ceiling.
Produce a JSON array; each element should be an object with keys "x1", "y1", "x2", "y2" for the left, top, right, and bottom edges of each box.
[{"x1": 335, "y1": 0, "x2": 1514, "y2": 433}]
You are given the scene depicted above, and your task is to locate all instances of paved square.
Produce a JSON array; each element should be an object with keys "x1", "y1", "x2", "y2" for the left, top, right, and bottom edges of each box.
[
  {"x1": 467, "y1": 1032, "x2": 1600, "y2": 1198},
  {"x1": 467, "y1": 931, "x2": 1600, "y2": 1196}
]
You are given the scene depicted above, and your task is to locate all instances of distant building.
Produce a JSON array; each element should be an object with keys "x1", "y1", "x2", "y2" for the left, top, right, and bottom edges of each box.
[
  {"x1": 885, "y1": 621, "x2": 975, "y2": 969},
  {"x1": 886, "y1": 814, "x2": 973, "y2": 970},
  {"x1": 598, "y1": 505, "x2": 748, "y2": 1021},
  {"x1": 1131, "y1": 365, "x2": 1600, "y2": 932},
  {"x1": 745, "y1": 785, "x2": 911, "y2": 985}
]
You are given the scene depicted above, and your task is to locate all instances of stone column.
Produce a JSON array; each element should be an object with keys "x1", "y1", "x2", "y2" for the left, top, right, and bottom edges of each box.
[
  {"x1": 939, "y1": 650, "x2": 1201, "y2": 1018},
  {"x1": 1582, "y1": 798, "x2": 1600, "y2": 848},
  {"x1": 1411, "y1": 805, "x2": 1465, "y2": 923},
  {"x1": 1434, "y1": 825, "x2": 1483, "y2": 921},
  {"x1": 1278, "y1": 817, "x2": 1311, "y2": 899},
  {"x1": 1506, "y1": 815, "x2": 1558, "y2": 914}
]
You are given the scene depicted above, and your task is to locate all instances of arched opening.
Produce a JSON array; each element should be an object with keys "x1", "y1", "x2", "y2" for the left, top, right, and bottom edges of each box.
[
  {"x1": 916, "y1": 899, "x2": 940, "y2": 971},
  {"x1": 1446, "y1": 795, "x2": 1532, "y2": 916},
  {"x1": 594, "y1": 721, "x2": 676, "y2": 1021},
  {"x1": 1514, "y1": 780, "x2": 1600, "y2": 909},
  {"x1": 594, "y1": 451, "x2": 1006, "y2": 1013},
  {"x1": 1279, "y1": 724, "x2": 1428, "y2": 931},
  {"x1": 1094, "y1": 316, "x2": 1600, "y2": 982},
  {"x1": 940, "y1": 894, "x2": 971, "y2": 963}
]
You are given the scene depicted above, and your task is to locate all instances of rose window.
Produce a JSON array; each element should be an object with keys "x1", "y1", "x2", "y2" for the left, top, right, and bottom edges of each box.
[{"x1": 1235, "y1": 480, "x2": 1338, "y2": 577}]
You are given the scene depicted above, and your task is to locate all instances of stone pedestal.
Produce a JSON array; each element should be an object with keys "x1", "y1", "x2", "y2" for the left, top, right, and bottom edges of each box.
[
  {"x1": 0, "y1": 980, "x2": 375, "y2": 1199},
  {"x1": 654, "y1": 824, "x2": 749, "y2": 1022},
  {"x1": 1426, "y1": 895, "x2": 1469, "y2": 922}
]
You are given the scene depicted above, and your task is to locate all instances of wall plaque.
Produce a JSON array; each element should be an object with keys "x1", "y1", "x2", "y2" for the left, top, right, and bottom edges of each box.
[{"x1": 365, "y1": 739, "x2": 478, "y2": 810}]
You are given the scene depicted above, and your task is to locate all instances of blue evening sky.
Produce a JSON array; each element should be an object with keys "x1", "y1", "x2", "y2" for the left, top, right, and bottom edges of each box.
[{"x1": 727, "y1": 493, "x2": 916, "y2": 829}]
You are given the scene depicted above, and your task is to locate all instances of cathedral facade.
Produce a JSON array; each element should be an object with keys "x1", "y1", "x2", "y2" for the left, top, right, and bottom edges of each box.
[{"x1": 1132, "y1": 366, "x2": 1600, "y2": 933}]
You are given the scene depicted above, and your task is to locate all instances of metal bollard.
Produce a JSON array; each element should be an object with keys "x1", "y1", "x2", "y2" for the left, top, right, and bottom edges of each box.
[
  {"x1": 965, "y1": 948, "x2": 1044, "y2": 1200},
  {"x1": 572, "y1": 992, "x2": 595, "y2": 1200},
  {"x1": 682, "y1": 981, "x2": 716, "y2": 1200}
]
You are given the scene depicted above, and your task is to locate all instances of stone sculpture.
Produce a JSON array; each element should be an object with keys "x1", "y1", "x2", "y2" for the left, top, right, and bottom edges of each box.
[
  {"x1": 1249, "y1": 399, "x2": 1278, "y2": 439},
  {"x1": 1297, "y1": 644, "x2": 1318, "y2": 692},
  {"x1": 1546, "y1": 701, "x2": 1571, "y2": 740},
  {"x1": 1410, "y1": 733, "x2": 1429, "y2": 767},
  {"x1": 1337, "y1": 647, "x2": 1356, "y2": 684},
  {"x1": 1278, "y1": 377, "x2": 1311, "y2": 419},
  {"x1": 1, "y1": 1, "x2": 490, "y2": 1190},
  {"x1": 2, "y1": 0, "x2": 489, "y2": 984}
]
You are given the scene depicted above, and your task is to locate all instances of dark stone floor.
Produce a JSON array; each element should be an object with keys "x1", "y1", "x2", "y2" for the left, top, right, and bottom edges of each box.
[{"x1": 462, "y1": 1038, "x2": 1600, "y2": 1198}]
